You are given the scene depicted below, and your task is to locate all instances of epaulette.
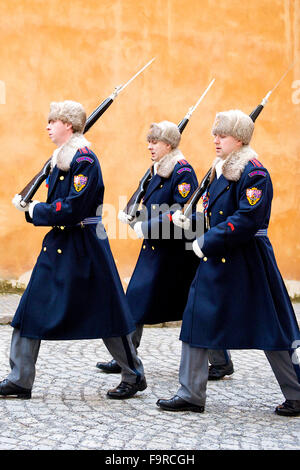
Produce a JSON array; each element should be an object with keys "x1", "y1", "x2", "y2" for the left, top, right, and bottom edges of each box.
[
  {"x1": 78, "y1": 146, "x2": 90, "y2": 154},
  {"x1": 250, "y1": 158, "x2": 263, "y2": 168},
  {"x1": 178, "y1": 159, "x2": 189, "y2": 166},
  {"x1": 248, "y1": 159, "x2": 267, "y2": 178}
]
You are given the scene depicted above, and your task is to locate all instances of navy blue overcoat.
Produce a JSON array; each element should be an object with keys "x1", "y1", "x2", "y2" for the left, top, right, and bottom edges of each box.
[
  {"x1": 126, "y1": 150, "x2": 199, "y2": 325},
  {"x1": 12, "y1": 139, "x2": 135, "y2": 340},
  {"x1": 180, "y1": 147, "x2": 300, "y2": 350}
]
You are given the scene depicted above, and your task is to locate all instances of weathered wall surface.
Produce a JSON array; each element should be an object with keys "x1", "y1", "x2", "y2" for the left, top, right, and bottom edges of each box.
[{"x1": 0, "y1": 0, "x2": 299, "y2": 283}]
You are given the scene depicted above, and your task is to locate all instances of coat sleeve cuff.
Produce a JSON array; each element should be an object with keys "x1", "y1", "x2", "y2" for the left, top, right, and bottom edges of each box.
[
  {"x1": 192, "y1": 239, "x2": 204, "y2": 258},
  {"x1": 29, "y1": 201, "x2": 40, "y2": 219}
]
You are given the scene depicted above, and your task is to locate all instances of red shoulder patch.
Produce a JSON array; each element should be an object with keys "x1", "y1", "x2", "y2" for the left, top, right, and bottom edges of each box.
[
  {"x1": 250, "y1": 158, "x2": 263, "y2": 168},
  {"x1": 79, "y1": 146, "x2": 90, "y2": 154},
  {"x1": 178, "y1": 159, "x2": 189, "y2": 166}
]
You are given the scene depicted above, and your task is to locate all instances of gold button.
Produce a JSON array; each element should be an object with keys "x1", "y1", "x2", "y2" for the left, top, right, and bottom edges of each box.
[
  {"x1": 57, "y1": 249, "x2": 62, "y2": 254},
  {"x1": 143, "y1": 245, "x2": 146, "y2": 250},
  {"x1": 59, "y1": 176, "x2": 64, "y2": 181},
  {"x1": 43, "y1": 247, "x2": 47, "y2": 252},
  {"x1": 221, "y1": 258, "x2": 226, "y2": 263},
  {"x1": 209, "y1": 212, "x2": 212, "y2": 216},
  {"x1": 159, "y1": 184, "x2": 163, "y2": 188},
  {"x1": 203, "y1": 257, "x2": 207, "y2": 262},
  {"x1": 152, "y1": 246, "x2": 155, "y2": 250},
  {"x1": 219, "y1": 211, "x2": 223, "y2": 215},
  {"x1": 226, "y1": 186, "x2": 230, "y2": 190},
  {"x1": 60, "y1": 226, "x2": 65, "y2": 230}
]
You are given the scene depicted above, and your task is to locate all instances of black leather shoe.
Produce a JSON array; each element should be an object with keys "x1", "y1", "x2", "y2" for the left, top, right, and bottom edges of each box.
[
  {"x1": 107, "y1": 378, "x2": 147, "y2": 399},
  {"x1": 275, "y1": 400, "x2": 300, "y2": 417},
  {"x1": 0, "y1": 379, "x2": 31, "y2": 399},
  {"x1": 208, "y1": 361, "x2": 234, "y2": 380},
  {"x1": 96, "y1": 359, "x2": 121, "y2": 373},
  {"x1": 156, "y1": 395, "x2": 204, "y2": 413}
]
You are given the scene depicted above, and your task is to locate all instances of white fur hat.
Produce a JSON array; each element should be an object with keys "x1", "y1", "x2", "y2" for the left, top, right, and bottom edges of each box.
[
  {"x1": 212, "y1": 110, "x2": 254, "y2": 145},
  {"x1": 48, "y1": 100, "x2": 86, "y2": 133},
  {"x1": 147, "y1": 121, "x2": 181, "y2": 149}
]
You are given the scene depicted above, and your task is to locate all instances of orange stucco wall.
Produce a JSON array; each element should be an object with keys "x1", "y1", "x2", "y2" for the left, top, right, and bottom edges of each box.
[{"x1": 0, "y1": 0, "x2": 299, "y2": 282}]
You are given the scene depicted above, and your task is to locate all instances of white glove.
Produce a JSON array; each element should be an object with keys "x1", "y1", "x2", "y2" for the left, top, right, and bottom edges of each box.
[
  {"x1": 172, "y1": 209, "x2": 190, "y2": 230},
  {"x1": 192, "y1": 239, "x2": 204, "y2": 258},
  {"x1": 133, "y1": 221, "x2": 144, "y2": 239},
  {"x1": 118, "y1": 210, "x2": 134, "y2": 225},
  {"x1": 12, "y1": 194, "x2": 29, "y2": 212},
  {"x1": 28, "y1": 201, "x2": 40, "y2": 218}
]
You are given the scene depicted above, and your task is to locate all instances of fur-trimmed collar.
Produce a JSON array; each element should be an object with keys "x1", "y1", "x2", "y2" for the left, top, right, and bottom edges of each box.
[
  {"x1": 209, "y1": 145, "x2": 258, "y2": 183},
  {"x1": 51, "y1": 133, "x2": 91, "y2": 172},
  {"x1": 155, "y1": 148, "x2": 185, "y2": 178}
]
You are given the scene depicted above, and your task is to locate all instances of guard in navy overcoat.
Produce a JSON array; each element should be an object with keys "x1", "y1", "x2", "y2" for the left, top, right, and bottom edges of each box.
[
  {"x1": 12, "y1": 122, "x2": 134, "y2": 341},
  {"x1": 96, "y1": 121, "x2": 199, "y2": 372},
  {"x1": 96, "y1": 121, "x2": 232, "y2": 376},
  {"x1": 157, "y1": 110, "x2": 300, "y2": 416},
  {"x1": 0, "y1": 101, "x2": 146, "y2": 400},
  {"x1": 180, "y1": 149, "x2": 299, "y2": 351},
  {"x1": 126, "y1": 125, "x2": 199, "y2": 328}
]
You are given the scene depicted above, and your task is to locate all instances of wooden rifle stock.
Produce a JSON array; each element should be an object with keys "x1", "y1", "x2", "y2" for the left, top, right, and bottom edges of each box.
[
  {"x1": 249, "y1": 104, "x2": 264, "y2": 122},
  {"x1": 83, "y1": 96, "x2": 113, "y2": 133},
  {"x1": 18, "y1": 158, "x2": 52, "y2": 204},
  {"x1": 124, "y1": 168, "x2": 152, "y2": 220}
]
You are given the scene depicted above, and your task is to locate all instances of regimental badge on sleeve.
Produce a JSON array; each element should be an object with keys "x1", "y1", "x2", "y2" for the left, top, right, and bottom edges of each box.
[
  {"x1": 246, "y1": 187, "x2": 262, "y2": 205},
  {"x1": 74, "y1": 174, "x2": 88, "y2": 192},
  {"x1": 178, "y1": 182, "x2": 191, "y2": 198}
]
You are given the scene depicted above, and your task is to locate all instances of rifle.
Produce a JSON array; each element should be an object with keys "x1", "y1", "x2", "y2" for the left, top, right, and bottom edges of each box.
[
  {"x1": 123, "y1": 79, "x2": 216, "y2": 220},
  {"x1": 182, "y1": 65, "x2": 294, "y2": 217},
  {"x1": 17, "y1": 58, "x2": 155, "y2": 207}
]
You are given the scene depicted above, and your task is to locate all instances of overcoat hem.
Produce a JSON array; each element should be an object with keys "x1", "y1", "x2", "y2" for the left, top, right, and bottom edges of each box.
[
  {"x1": 16, "y1": 327, "x2": 136, "y2": 341},
  {"x1": 181, "y1": 340, "x2": 299, "y2": 351}
]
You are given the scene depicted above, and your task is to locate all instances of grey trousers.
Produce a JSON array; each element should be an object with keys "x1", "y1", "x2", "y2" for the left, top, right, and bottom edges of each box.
[
  {"x1": 132, "y1": 324, "x2": 232, "y2": 366},
  {"x1": 208, "y1": 349, "x2": 232, "y2": 365},
  {"x1": 7, "y1": 328, "x2": 144, "y2": 390},
  {"x1": 131, "y1": 324, "x2": 144, "y2": 351},
  {"x1": 177, "y1": 342, "x2": 300, "y2": 407}
]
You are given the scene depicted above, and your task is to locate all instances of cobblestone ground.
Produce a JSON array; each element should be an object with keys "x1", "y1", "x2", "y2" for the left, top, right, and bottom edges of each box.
[{"x1": 0, "y1": 295, "x2": 299, "y2": 451}]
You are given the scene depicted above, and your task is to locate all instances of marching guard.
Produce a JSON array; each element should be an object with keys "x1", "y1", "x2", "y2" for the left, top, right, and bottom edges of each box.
[
  {"x1": 96, "y1": 121, "x2": 198, "y2": 372},
  {"x1": 157, "y1": 109, "x2": 300, "y2": 416},
  {"x1": 0, "y1": 100, "x2": 146, "y2": 400},
  {"x1": 97, "y1": 120, "x2": 233, "y2": 377}
]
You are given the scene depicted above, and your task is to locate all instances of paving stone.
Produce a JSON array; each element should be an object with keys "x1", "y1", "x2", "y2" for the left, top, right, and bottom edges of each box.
[{"x1": 0, "y1": 295, "x2": 300, "y2": 451}]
